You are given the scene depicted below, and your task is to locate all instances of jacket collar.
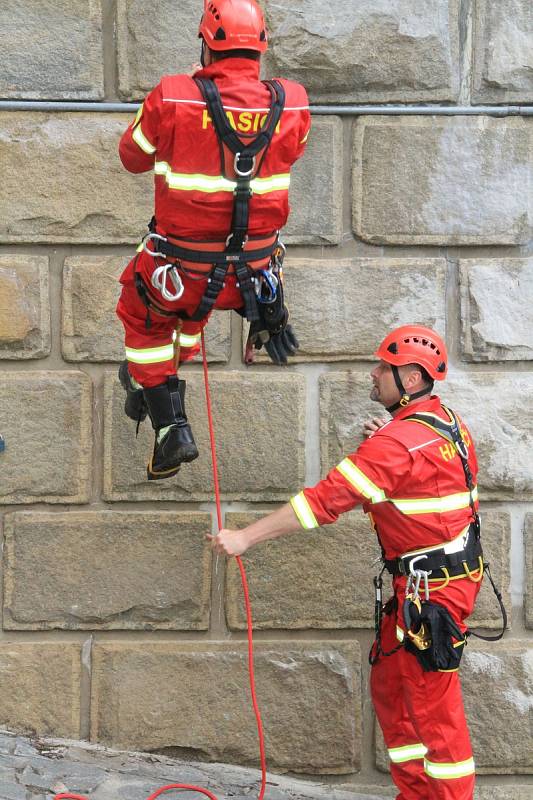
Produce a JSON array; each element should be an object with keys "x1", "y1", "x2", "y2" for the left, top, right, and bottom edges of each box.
[
  {"x1": 392, "y1": 395, "x2": 442, "y2": 422},
  {"x1": 195, "y1": 57, "x2": 261, "y2": 83}
]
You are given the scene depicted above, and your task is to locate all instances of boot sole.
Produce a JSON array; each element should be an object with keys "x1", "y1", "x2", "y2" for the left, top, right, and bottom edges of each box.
[{"x1": 146, "y1": 447, "x2": 199, "y2": 481}]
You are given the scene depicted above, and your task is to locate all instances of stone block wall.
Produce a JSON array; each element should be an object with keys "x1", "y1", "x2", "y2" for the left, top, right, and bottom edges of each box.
[{"x1": 0, "y1": 1, "x2": 532, "y2": 796}]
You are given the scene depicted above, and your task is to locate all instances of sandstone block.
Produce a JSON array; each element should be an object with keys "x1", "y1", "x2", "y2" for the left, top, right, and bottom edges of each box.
[
  {"x1": 462, "y1": 640, "x2": 533, "y2": 773},
  {"x1": 103, "y1": 371, "x2": 305, "y2": 502},
  {"x1": 467, "y1": 512, "x2": 511, "y2": 630},
  {"x1": 0, "y1": 0, "x2": 104, "y2": 99},
  {"x1": 264, "y1": 258, "x2": 446, "y2": 361},
  {"x1": 61, "y1": 255, "x2": 230, "y2": 362},
  {"x1": 525, "y1": 515, "x2": 533, "y2": 629},
  {"x1": 0, "y1": 255, "x2": 50, "y2": 359},
  {"x1": 0, "y1": 643, "x2": 81, "y2": 738},
  {"x1": 472, "y1": 1, "x2": 533, "y2": 103},
  {"x1": 353, "y1": 117, "x2": 533, "y2": 245},
  {"x1": 375, "y1": 641, "x2": 533, "y2": 774},
  {"x1": 0, "y1": 113, "x2": 152, "y2": 244},
  {"x1": 0, "y1": 372, "x2": 92, "y2": 504},
  {"x1": 91, "y1": 642, "x2": 361, "y2": 773},
  {"x1": 460, "y1": 258, "x2": 533, "y2": 361},
  {"x1": 320, "y1": 371, "x2": 533, "y2": 501},
  {"x1": 283, "y1": 117, "x2": 343, "y2": 245},
  {"x1": 264, "y1": 0, "x2": 460, "y2": 103},
  {"x1": 117, "y1": 0, "x2": 200, "y2": 100},
  {"x1": 226, "y1": 511, "x2": 381, "y2": 630},
  {"x1": 3, "y1": 511, "x2": 212, "y2": 630}
]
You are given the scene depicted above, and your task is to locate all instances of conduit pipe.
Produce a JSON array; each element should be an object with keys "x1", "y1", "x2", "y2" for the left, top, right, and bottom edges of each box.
[{"x1": 1, "y1": 101, "x2": 532, "y2": 116}]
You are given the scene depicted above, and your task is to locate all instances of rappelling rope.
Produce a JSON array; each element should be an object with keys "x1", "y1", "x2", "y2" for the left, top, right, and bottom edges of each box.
[{"x1": 55, "y1": 330, "x2": 267, "y2": 800}]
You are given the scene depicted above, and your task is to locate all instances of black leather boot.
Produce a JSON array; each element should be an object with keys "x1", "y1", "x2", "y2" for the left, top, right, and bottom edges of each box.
[
  {"x1": 143, "y1": 376, "x2": 199, "y2": 480},
  {"x1": 118, "y1": 361, "x2": 148, "y2": 424}
]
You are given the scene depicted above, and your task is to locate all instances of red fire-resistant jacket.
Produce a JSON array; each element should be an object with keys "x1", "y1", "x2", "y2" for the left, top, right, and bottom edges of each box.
[
  {"x1": 119, "y1": 58, "x2": 310, "y2": 240},
  {"x1": 290, "y1": 396, "x2": 479, "y2": 560}
]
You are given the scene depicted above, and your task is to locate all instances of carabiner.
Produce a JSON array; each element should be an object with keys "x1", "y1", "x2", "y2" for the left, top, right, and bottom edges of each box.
[
  {"x1": 151, "y1": 264, "x2": 184, "y2": 302},
  {"x1": 143, "y1": 232, "x2": 168, "y2": 258},
  {"x1": 254, "y1": 268, "x2": 278, "y2": 304}
]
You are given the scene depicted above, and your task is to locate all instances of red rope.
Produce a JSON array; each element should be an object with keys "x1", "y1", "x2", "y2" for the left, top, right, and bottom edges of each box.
[{"x1": 55, "y1": 331, "x2": 267, "y2": 800}]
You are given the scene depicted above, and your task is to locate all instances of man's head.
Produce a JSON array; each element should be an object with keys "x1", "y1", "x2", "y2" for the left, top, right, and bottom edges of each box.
[
  {"x1": 371, "y1": 325, "x2": 448, "y2": 413},
  {"x1": 198, "y1": 0, "x2": 267, "y2": 64}
]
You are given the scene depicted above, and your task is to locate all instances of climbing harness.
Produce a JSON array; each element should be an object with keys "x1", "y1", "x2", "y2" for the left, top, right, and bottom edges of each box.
[
  {"x1": 55, "y1": 332, "x2": 268, "y2": 800},
  {"x1": 136, "y1": 76, "x2": 286, "y2": 327},
  {"x1": 369, "y1": 405, "x2": 507, "y2": 667}
]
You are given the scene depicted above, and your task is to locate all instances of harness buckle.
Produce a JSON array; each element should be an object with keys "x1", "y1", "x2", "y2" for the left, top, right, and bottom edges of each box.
[
  {"x1": 234, "y1": 152, "x2": 256, "y2": 177},
  {"x1": 143, "y1": 232, "x2": 168, "y2": 259},
  {"x1": 225, "y1": 232, "x2": 248, "y2": 249}
]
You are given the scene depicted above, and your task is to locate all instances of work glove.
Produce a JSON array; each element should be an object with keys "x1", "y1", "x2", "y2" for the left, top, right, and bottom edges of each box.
[
  {"x1": 245, "y1": 263, "x2": 300, "y2": 365},
  {"x1": 246, "y1": 319, "x2": 299, "y2": 365}
]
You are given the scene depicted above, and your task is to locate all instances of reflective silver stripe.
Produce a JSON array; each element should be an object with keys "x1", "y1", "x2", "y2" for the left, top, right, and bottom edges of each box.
[
  {"x1": 389, "y1": 743, "x2": 427, "y2": 763},
  {"x1": 179, "y1": 333, "x2": 201, "y2": 348},
  {"x1": 424, "y1": 757, "x2": 475, "y2": 780},
  {"x1": 290, "y1": 492, "x2": 319, "y2": 530},
  {"x1": 396, "y1": 626, "x2": 405, "y2": 642},
  {"x1": 392, "y1": 487, "x2": 478, "y2": 516},
  {"x1": 335, "y1": 458, "x2": 386, "y2": 504},
  {"x1": 125, "y1": 344, "x2": 174, "y2": 364},
  {"x1": 154, "y1": 161, "x2": 290, "y2": 194},
  {"x1": 132, "y1": 124, "x2": 156, "y2": 155}
]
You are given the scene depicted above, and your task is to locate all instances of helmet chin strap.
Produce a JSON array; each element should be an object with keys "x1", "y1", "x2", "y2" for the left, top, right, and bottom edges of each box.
[{"x1": 386, "y1": 365, "x2": 431, "y2": 413}]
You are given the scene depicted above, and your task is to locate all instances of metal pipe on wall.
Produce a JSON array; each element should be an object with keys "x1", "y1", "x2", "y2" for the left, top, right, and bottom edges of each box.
[{"x1": 0, "y1": 100, "x2": 532, "y2": 116}]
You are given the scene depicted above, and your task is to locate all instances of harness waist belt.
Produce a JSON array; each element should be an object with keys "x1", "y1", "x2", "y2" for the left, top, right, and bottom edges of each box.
[
  {"x1": 384, "y1": 524, "x2": 482, "y2": 577},
  {"x1": 150, "y1": 231, "x2": 278, "y2": 269}
]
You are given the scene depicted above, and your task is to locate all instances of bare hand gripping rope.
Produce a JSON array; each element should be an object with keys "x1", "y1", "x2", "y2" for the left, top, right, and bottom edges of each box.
[{"x1": 55, "y1": 331, "x2": 268, "y2": 800}]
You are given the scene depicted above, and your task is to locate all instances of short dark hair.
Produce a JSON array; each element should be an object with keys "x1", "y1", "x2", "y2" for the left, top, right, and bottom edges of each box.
[
  {"x1": 210, "y1": 48, "x2": 261, "y2": 62},
  {"x1": 405, "y1": 362, "x2": 434, "y2": 388}
]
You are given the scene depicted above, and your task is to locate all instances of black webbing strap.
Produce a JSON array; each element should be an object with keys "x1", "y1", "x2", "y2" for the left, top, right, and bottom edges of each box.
[
  {"x1": 152, "y1": 238, "x2": 277, "y2": 266},
  {"x1": 192, "y1": 76, "x2": 286, "y2": 321}
]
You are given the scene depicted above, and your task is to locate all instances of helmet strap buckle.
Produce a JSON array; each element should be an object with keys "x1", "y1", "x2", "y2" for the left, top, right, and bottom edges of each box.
[{"x1": 399, "y1": 394, "x2": 410, "y2": 407}]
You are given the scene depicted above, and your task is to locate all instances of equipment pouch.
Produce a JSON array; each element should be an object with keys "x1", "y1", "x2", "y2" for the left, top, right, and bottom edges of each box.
[{"x1": 403, "y1": 598, "x2": 466, "y2": 672}]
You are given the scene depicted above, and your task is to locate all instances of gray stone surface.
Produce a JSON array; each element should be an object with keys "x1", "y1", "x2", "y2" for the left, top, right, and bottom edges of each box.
[
  {"x1": 3, "y1": 511, "x2": 212, "y2": 631},
  {"x1": 264, "y1": 0, "x2": 460, "y2": 103},
  {"x1": 61, "y1": 255, "x2": 231, "y2": 363},
  {"x1": 353, "y1": 117, "x2": 533, "y2": 245},
  {"x1": 0, "y1": 0, "x2": 104, "y2": 100},
  {"x1": 0, "y1": 371, "x2": 92, "y2": 504},
  {"x1": 0, "y1": 731, "x2": 391, "y2": 800},
  {"x1": 0, "y1": 256, "x2": 50, "y2": 359},
  {"x1": 116, "y1": 0, "x2": 200, "y2": 100},
  {"x1": 460, "y1": 258, "x2": 533, "y2": 361},
  {"x1": 320, "y1": 371, "x2": 533, "y2": 501},
  {"x1": 0, "y1": 113, "x2": 152, "y2": 244},
  {"x1": 283, "y1": 117, "x2": 343, "y2": 245},
  {"x1": 472, "y1": 0, "x2": 533, "y2": 103},
  {"x1": 266, "y1": 258, "x2": 446, "y2": 361},
  {"x1": 0, "y1": 646, "x2": 81, "y2": 739},
  {"x1": 462, "y1": 640, "x2": 533, "y2": 773},
  {"x1": 525, "y1": 515, "x2": 533, "y2": 630},
  {"x1": 103, "y1": 371, "x2": 306, "y2": 502},
  {"x1": 225, "y1": 511, "x2": 380, "y2": 630},
  {"x1": 467, "y1": 512, "x2": 511, "y2": 631},
  {"x1": 91, "y1": 642, "x2": 361, "y2": 774}
]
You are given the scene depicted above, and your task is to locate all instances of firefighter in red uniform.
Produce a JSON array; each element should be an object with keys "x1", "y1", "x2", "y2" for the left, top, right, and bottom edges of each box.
[
  {"x1": 116, "y1": 0, "x2": 310, "y2": 480},
  {"x1": 210, "y1": 325, "x2": 487, "y2": 800}
]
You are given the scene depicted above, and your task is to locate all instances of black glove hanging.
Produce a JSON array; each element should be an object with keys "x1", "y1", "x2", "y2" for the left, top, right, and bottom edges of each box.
[{"x1": 245, "y1": 267, "x2": 299, "y2": 365}]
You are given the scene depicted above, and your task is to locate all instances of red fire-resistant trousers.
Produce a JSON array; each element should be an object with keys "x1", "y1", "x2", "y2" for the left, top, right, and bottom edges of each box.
[
  {"x1": 370, "y1": 578, "x2": 480, "y2": 800},
  {"x1": 116, "y1": 251, "x2": 244, "y2": 388}
]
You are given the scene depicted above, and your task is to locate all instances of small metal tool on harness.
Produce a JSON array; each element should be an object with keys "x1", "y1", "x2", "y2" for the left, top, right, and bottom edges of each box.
[{"x1": 142, "y1": 233, "x2": 185, "y2": 302}]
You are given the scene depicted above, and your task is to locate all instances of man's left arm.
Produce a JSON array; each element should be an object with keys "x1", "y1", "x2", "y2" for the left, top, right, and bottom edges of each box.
[{"x1": 119, "y1": 82, "x2": 163, "y2": 173}]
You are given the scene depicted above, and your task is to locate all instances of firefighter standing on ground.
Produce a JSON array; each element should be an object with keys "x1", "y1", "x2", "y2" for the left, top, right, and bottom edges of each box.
[
  {"x1": 116, "y1": 0, "x2": 310, "y2": 480},
  {"x1": 210, "y1": 326, "x2": 486, "y2": 800}
]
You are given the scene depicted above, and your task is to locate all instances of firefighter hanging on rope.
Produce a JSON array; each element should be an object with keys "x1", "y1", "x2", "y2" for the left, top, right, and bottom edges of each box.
[{"x1": 116, "y1": 0, "x2": 310, "y2": 480}]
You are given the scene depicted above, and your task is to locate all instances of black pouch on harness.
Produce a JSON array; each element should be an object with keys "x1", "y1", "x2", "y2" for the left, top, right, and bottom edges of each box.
[{"x1": 403, "y1": 597, "x2": 466, "y2": 672}]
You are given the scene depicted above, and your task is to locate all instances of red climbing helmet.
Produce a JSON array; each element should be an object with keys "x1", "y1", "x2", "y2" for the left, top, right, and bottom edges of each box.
[
  {"x1": 199, "y1": 0, "x2": 268, "y2": 53},
  {"x1": 375, "y1": 325, "x2": 448, "y2": 381}
]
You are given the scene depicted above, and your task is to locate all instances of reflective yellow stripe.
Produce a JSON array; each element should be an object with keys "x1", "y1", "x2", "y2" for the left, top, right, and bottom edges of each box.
[
  {"x1": 424, "y1": 757, "x2": 475, "y2": 780},
  {"x1": 179, "y1": 333, "x2": 201, "y2": 348},
  {"x1": 290, "y1": 492, "x2": 319, "y2": 530},
  {"x1": 392, "y1": 487, "x2": 478, "y2": 516},
  {"x1": 396, "y1": 626, "x2": 405, "y2": 642},
  {"x1": 300, "y1": 130, "x2": 310, "y2": 144},
  {"x1": 132, "y1": 124, "x2": 156, "y2": 155},
  {"x1": 154, "y1": 161, "x2": 290, "y2": 194},
  {"x1": 389, "y1": 743, "x2": 427, "y2": 763},
  {"x1": 125, "y1": 344, "x2": 174, "y2": 364},
  {"x1": 335, "y1": 458, "x2": 387, "y2": 504}
]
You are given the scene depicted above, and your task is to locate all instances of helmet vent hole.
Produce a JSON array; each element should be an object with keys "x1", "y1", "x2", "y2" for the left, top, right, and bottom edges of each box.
[
  {"x1": 260, "y1": 29, "x2": 266, "y2": 41},
  {"x1": 387, "y1": 342, "x2": 398, "y2": 354},
  {"x1": 214, "y1": 26, "x2": 226, "y2": 40}
]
